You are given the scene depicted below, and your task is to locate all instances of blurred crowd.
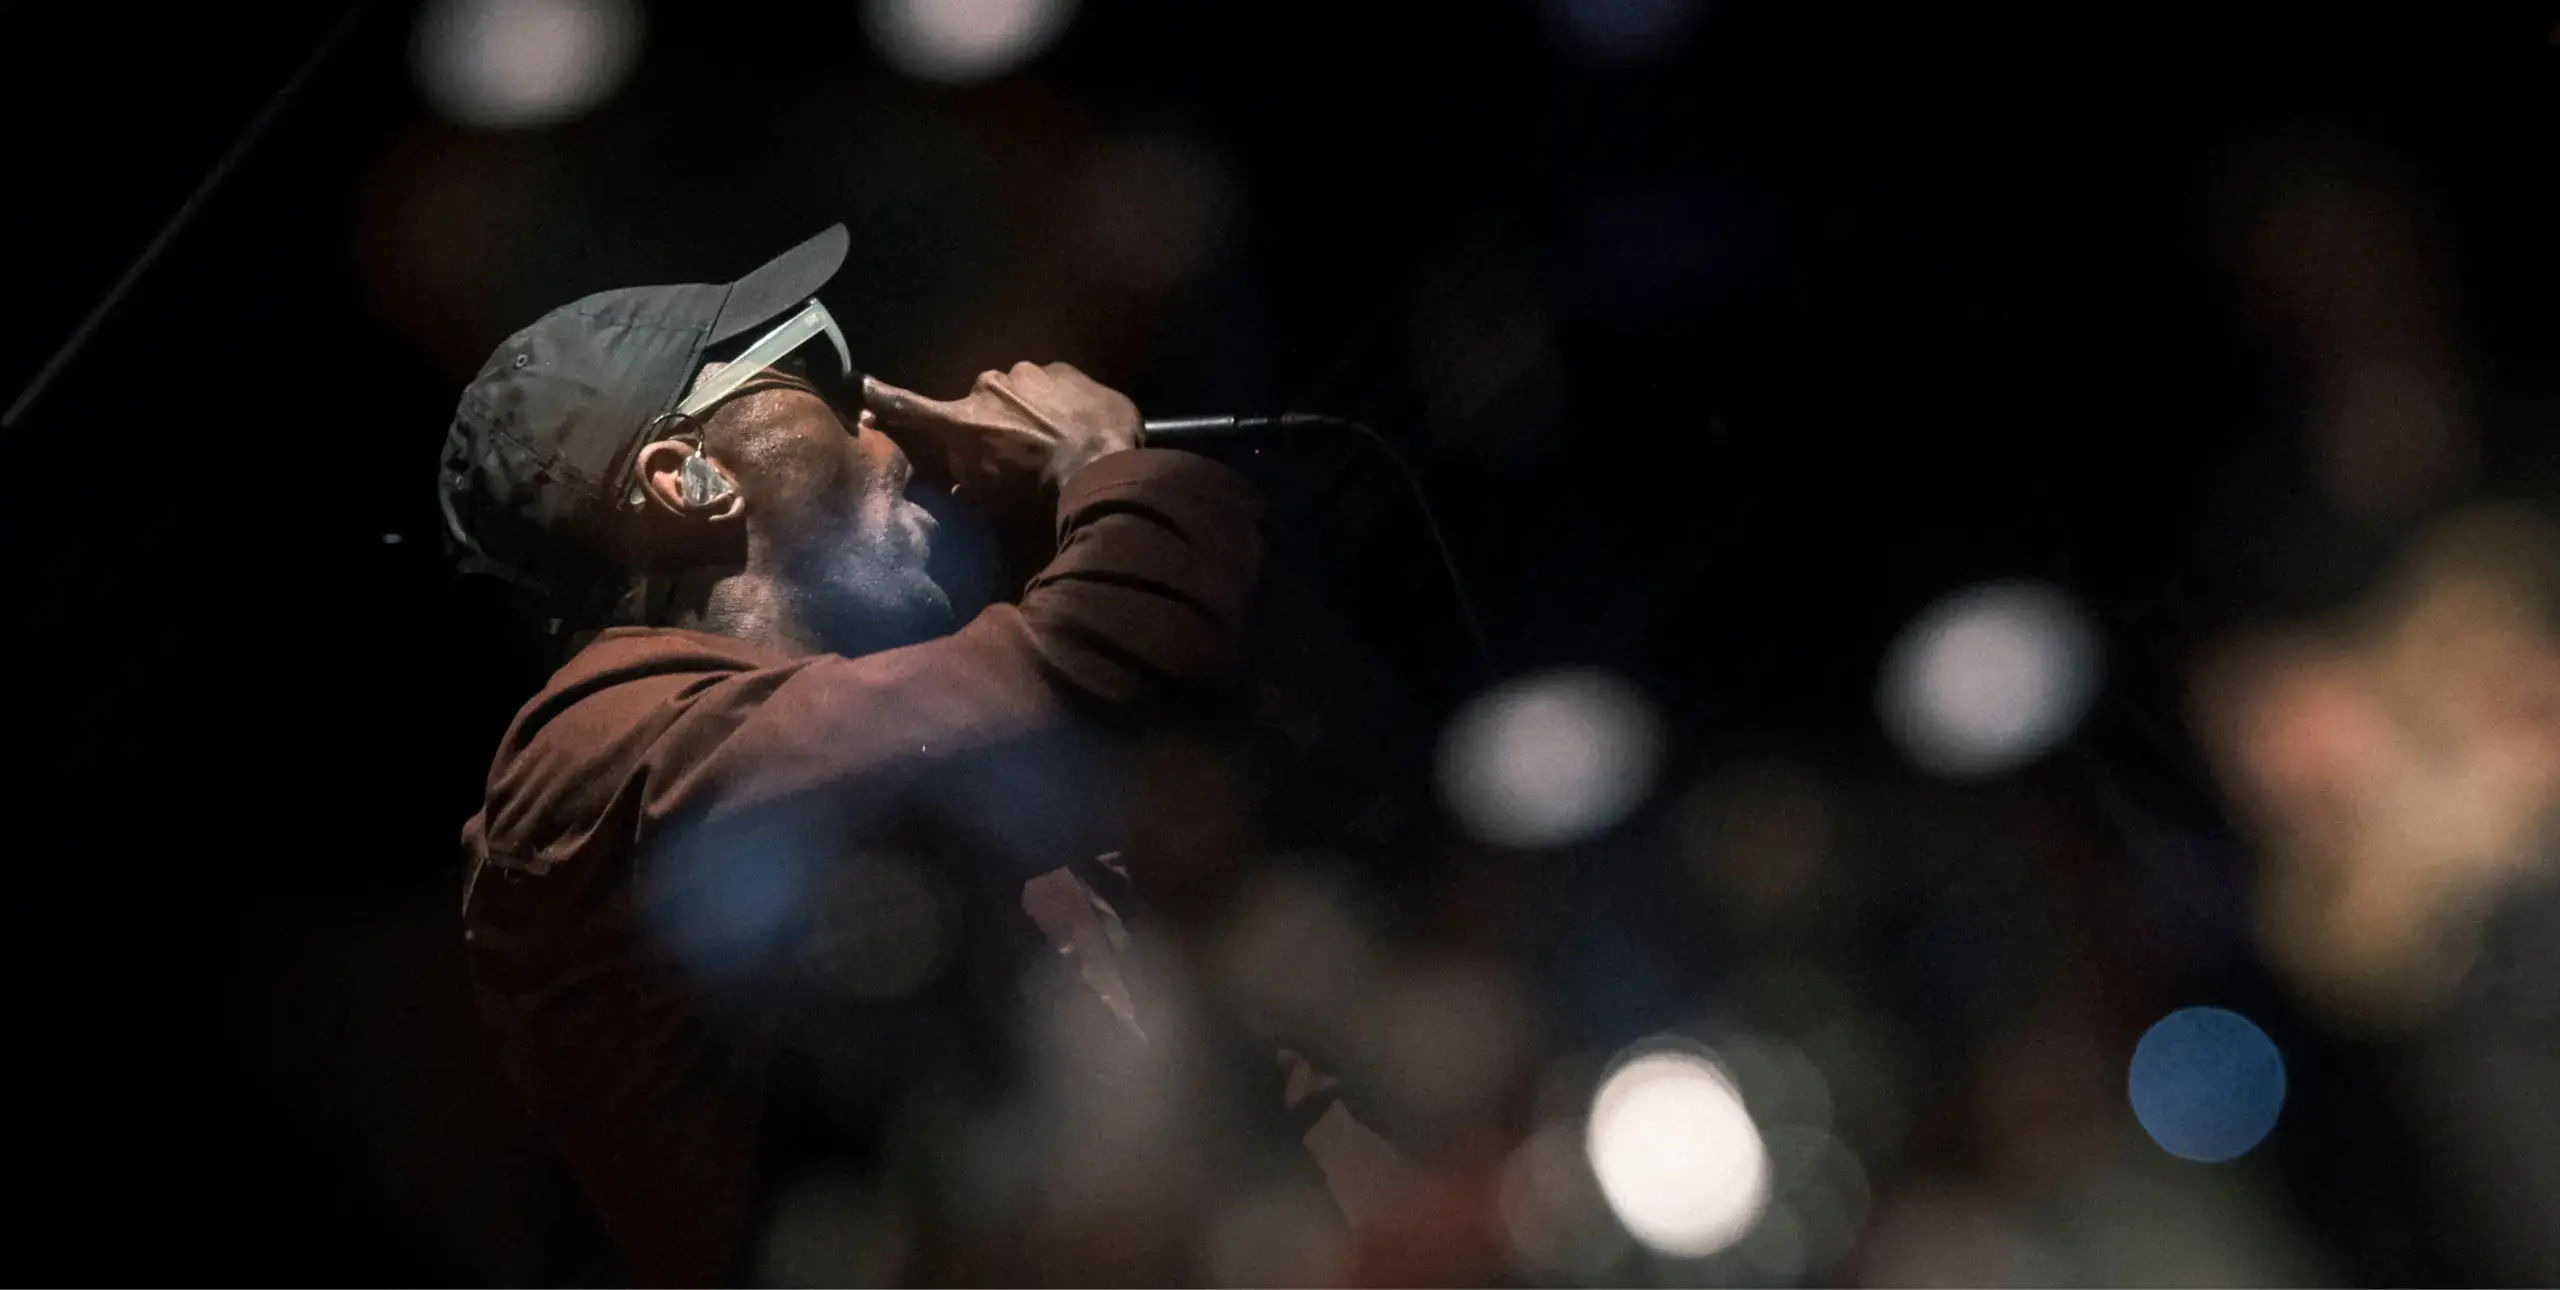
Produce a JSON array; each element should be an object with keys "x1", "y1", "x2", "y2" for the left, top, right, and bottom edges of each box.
[
  {"x1": 363, "y1": 3, "x2": 2560, "y2": 1285},
  {"x1": 14, "y1": 0, "x2": 2558, "y2": 1284}
]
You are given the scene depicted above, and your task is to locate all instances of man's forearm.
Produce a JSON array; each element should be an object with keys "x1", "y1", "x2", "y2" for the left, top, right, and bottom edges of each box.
[{"x1": 1019, "y1": 447, "x2": 1266, "y2": 709}]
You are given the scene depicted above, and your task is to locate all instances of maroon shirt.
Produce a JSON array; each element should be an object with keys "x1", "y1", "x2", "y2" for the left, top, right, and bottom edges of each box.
[{"x1": 460, "y1": 449, "x2": 1263, "y2": 1284}]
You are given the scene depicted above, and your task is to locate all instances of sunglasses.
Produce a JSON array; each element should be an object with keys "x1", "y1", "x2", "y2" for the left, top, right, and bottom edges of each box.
[
  {"x1": 675, "y1": 296, "x2": 856, "y2": 421},
  {"x1": 626, "y1": 298, "x2": 859, "y2": 509}
]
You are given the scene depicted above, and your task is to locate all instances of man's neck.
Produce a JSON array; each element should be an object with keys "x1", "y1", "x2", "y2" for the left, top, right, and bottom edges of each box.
[
  {"x1": 656, "y1": 524, "x2": 946, "y2": 661},
  {"x1": 664, "y1": 568, "x2": 823, "y2": 658}
]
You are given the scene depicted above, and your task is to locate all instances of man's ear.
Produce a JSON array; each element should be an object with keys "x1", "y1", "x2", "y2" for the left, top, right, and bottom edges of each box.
[{"x1": 633, "y1": 438, "x2": 747, "y2": 522}]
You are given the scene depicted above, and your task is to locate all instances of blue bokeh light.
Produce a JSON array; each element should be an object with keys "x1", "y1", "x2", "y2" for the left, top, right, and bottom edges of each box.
[{"x1": 2127, "y1": 1006, "x2": 2287, "y2": 1163}]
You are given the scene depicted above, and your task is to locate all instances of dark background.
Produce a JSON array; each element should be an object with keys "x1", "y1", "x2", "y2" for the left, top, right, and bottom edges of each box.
[{"x1": 6, "y1": 0, "x2": 2559, "y2": 1281}]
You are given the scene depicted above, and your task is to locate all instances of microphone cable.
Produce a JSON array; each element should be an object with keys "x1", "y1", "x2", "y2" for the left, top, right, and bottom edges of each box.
[{"x1": 1143, "y1": 414, "x2": 1498, "y2": 686}]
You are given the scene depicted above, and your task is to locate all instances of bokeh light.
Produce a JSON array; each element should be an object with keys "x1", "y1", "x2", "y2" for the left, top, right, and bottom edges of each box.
[
  {"x1": 410, "y1": 0, "x2": 641, "y2": 129},
  {"x1": 1878, "y1": 580, "x2": 2102, "y2": 778},
  {"x1": 2127, "y1": 1007, "x2": 2287, "y2": 1163},
  {"x1": 1500, "y1": 1123, "x2": 1631, "y2": 1279},
  {"x1": 796, "y1": 853, "x2": 959, "y2": 1001},
  {"x1": 2194, "y1": 505, "x2": 2560, "y2": 1029},
  {"x1": 1759, "y1": 1124, "x2": 1872, "y2": 1276},
  {"x1": 1370, "y1": 959, "x2": 1534, "y2": 1134},
  {"x1": 1585, "y1": 1045, "x2": 1772, "y2": 1257},
  {"x1": 861, "y1": 0, "x2": 1079, "y2": 84},
  {"x1": 1214, "y1": 867, "x2": 1380, "y2": 1047},
  {"x1": 751, "y1": 1168, "x2": 913, "y2": 1287},
  {"x1": 1204, "y1": 1186, "x2": 1347, "y2": 1287},
  {"x1": 1718, "y1": 1033, "x2": 1835, "y2": 1136},
  {"x1": 1437, "y1": 668, "x2": 1664, "y2": 847},
  {"x1": 1737, "y1": 1200, "x2": 1807, "y2": 1278},
  {"x1": 640, "y1": 812, "x2": 821, "y2": 982},
  {"x1": 1022, "y1": 933, "x2": 1202, "y2": 1205}
]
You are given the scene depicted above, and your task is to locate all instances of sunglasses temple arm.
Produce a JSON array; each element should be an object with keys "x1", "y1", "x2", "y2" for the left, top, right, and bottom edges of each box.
[{"x1": 674, "y1": 300, "x2": 844, "y2": 419}]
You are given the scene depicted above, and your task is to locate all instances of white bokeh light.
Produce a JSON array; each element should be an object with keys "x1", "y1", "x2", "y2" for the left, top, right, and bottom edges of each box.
[
  {"x1": 1877, "y1": 580, "x2": 2101, "y2": 778},
  {"x1": 1586, "y1": 1046, "x2": 1772, "y2": 1257},
  {"x1": 861, "y1": 0, "x2": 1079, "y2": 84},
  {"x1": 1437, "y1": 668, "x2": 1664, "y2": 848},
  {"x1": 411, "y1": 0, "x2": 642, "y2": 129}
]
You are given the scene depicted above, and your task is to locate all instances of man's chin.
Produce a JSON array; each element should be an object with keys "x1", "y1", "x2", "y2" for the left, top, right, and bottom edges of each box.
[
  {"x1": 803, "y1": 584, "x2": 954, "y2": 658},
  {"x1": 913, "y1": 572, "x2": 955, "y2": 624}
]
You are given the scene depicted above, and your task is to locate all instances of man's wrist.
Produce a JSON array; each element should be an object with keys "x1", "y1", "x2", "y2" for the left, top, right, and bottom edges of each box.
[{"x1": 1044, "y1": 436, "x2": 1144, "y2": 490}]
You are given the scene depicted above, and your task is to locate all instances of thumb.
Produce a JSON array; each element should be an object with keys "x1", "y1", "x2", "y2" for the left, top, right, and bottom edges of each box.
[{"x1": 862, "y1": 375, "x2": 969, "y2": 430}]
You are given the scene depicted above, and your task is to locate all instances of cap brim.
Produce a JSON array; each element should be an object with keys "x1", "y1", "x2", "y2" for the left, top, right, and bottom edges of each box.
[{"x1": 708, "y1": 223, "x2": 849, "y2": 348}]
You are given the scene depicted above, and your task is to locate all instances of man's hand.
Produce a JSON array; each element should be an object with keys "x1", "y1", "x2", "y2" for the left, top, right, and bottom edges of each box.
[{"x1": 863, "y1": 362, "x2": 1143, "y2": 494}]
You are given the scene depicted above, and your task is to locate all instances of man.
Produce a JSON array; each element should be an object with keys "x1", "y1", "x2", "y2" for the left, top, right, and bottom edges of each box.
[{"x1": 438, "y1": 224, "x2": 1273, "y2": 1284}]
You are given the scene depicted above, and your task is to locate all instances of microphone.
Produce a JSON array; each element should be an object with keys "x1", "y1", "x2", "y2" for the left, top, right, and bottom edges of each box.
[
  {"x1": 1140, "y1": 413, "x2": 1332, "y2": 444},
  {"x1": 1134, "y1": 412, "x2": 1498, "y2": 684}
]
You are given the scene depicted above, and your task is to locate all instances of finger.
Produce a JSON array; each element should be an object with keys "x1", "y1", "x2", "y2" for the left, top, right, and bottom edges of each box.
[
  {"x1": 862, "y1": 407, "x2": 937, "y2": 464},
  {"x1": 863, "y1": 375, "x2": 970, "y2": 430},
  {"x1": 979, "y1": 376, "x2": 1070, "y2": 440}
]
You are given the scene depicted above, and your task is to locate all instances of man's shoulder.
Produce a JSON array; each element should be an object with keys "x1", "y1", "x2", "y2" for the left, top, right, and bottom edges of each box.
[
  {"x1": 506, "y1": 627, "x2": 795, "y2": 766},
  {"x1": 471, "y1": 628, "x2": 792, "y2": 862},
  {"x1": 551, "y1": 626, "x2": 791, "y2": 691}
]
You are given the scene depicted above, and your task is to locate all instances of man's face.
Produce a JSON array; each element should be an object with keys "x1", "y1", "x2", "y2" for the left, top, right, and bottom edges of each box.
[{"x1": 708, "y1": 376, "x2": 954, "y2": 655}]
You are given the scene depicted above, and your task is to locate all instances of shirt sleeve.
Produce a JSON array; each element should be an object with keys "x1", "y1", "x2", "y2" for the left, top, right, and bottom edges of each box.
[{"x1": 634, "y1": 447, "x2": 1264, "y2": 836}]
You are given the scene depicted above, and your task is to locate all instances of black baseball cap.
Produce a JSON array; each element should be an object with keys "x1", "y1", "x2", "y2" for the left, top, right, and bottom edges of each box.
[{"x1": 436, "y1": 223, "x2": 851, "y2": 624}]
